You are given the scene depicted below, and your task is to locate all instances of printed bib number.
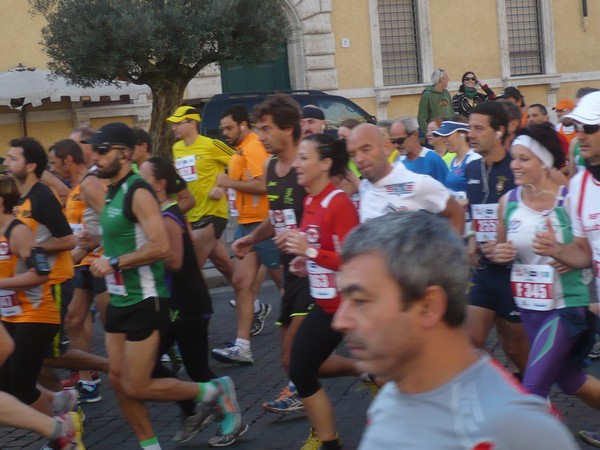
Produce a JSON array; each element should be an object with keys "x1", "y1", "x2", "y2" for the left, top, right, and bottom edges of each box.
[
  {"x1": 175, "y1": 156, "x2": 198, "y2": 182},
  {"x1": 0, "y1": 289, "x2": 21, "y2": 317},
  {"x1": 511, "y1": 264, "x2": 554, "y2": 311},
  {"x1": 106, "y1": 271, "x2": 128, "y2": 296},
  {"x1": 307, "y1": 260, "x2": 338, "y2": 299},
  {"x1": 270, "y1": 209, "x2": 298, "y2": 236},
  {"x1": 227, "y1": 189, "x2": 238, "y2": 217},
  {"x1": 472, "y1": 204, "x2": 499, "y2": 242}
]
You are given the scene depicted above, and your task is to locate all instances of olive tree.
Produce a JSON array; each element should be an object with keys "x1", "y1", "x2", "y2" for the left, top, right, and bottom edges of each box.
[{"x1": 29, "y1": 0, "x2": 290, "y2": 156}]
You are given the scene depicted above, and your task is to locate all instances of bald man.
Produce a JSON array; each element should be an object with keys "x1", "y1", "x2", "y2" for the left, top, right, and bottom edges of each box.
[{"x1": 346, "y1": 123, "x2": 463, "y2": 234}]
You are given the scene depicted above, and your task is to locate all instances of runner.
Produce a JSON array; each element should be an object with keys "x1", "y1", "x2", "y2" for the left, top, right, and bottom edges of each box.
[
  {"x1": 283, "y1": 134, "x2": 359, "y2": 450},
  {"x1": 0, "y1": 322, "x2": 85, "y2": 449},
  {"x1": 494, "y1": 124, "x2": 598, "y2": 407},
  {"x1": 85, "y1": 122, "x2": 246, "y2": 449},
  {"x1": 532, "y1": 92, "x2": 600, "y2": 447},
  {"x1": 167, "y1": 106, "x2": 236, "y2": 284},
  {"x1": 464, "y1": 101, "x2": 530, "y2": 376},
  {"x1": 332, "y1": 212, "x2": 578, "y2": 449},
  {"x1": 212, "y1": 104, "x2": 281, "y2": 364},
  {"x1": 0, "y1": 174, "x2": 59, "y2": 415}
]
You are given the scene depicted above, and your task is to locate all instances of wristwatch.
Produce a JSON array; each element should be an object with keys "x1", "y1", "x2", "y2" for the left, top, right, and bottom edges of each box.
[
  {"x1": 305, "y1": 247, "x2": 318, "y2": 259},
  {"x1": 109, "y1": 256, "x2": 120, "y2": 272}
]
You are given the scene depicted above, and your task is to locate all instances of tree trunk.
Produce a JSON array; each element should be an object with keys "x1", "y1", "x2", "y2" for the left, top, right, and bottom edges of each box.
[{"x1": 148, "y1": 81, "x2": 188, "y2": 160}]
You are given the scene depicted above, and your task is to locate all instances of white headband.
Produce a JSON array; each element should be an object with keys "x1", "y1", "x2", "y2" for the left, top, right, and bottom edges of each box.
[{"x1": 511, "y1": 135, "x2": 554, "y2": 168}]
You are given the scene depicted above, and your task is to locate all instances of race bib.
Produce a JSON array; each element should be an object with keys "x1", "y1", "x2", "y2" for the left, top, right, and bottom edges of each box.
[
  {"x1": 106, "y1": 271, "x2": 128, "y2": 296},
  {"x1": 175, "y1": 156, "x2": 198, "y2": 182},
  {"x1": 471, "y1": 203, "x2": 498, "y2": 242},
  {"x1": 0, "y1": 289, "x2": 21, "y2": 317},
  {"x1": 227, "y1": 189, "x2": 238, "y2": 217},
  {"x1": 307, "y1": 260, "x2": 338, "y2": 299},
  {"x1": 270, "y1": 209, "x2": 298, "y2": 236},
  {"x1": 511, "y1": 264, "x2": 554, "y2": 311}
]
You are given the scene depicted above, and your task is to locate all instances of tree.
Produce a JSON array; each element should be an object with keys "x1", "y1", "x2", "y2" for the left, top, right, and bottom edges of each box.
[{"x1": 29, "y1": 0, "x2": 290, "y2": 157}]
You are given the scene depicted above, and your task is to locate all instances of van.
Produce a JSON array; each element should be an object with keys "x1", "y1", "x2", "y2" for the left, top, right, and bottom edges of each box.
[{"x1": 197, "y1": 90, "x2": 376, "y2": 139}]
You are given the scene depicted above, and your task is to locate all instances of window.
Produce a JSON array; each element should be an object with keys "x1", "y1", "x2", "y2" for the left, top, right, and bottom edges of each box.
[
  {"x1": 506, "y1": 0, "x2": 544, "y2": 76},
  {"x1": 378, "y1": 0, "x2": 420, "y2": 86}
]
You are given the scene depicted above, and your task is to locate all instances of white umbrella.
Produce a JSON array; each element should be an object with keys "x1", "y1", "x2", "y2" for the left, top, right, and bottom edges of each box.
[{"x1": 0, "y1": 64, "x2": 151, "y2": 109}]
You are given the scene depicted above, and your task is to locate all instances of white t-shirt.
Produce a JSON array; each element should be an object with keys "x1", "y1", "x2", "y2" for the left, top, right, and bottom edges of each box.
[
  {"x1": 359, "y1": 162, "x2": 450, "y2": 223},
  {"x1": 568, "y1": 170, "x2": 600, "y2": 296}
]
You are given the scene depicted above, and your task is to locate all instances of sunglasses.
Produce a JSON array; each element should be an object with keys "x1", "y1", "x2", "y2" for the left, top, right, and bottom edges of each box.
[
  {"x1": 391, "y1": 136, "x2": 409, "y2": 146},
  {"x1": 574, "y1": 122, "x2": 600, "y2": 134},
  {"x1": 464, "y1": 77, "x2": 477, "y2": 82},
  {"x1": 93, "y1": 145, "x2": 128, "y2": 155}
]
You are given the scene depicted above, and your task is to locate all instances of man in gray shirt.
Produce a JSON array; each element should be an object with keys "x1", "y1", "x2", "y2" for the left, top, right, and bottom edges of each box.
[{"x1": 333, "y1": 212, "x2": 578, "y2": 450}]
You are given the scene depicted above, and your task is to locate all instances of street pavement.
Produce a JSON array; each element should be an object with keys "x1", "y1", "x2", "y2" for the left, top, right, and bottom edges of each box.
[{"x1": 2, "y1": 278, "x2": 600, "y2": 449}]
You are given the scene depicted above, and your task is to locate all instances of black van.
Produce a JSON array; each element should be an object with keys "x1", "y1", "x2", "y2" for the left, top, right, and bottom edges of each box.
[{"x1": 196, "y1": 90, "x2": 376, "y2": 139}]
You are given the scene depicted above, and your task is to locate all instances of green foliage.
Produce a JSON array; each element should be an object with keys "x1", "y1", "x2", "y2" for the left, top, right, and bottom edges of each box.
[{"x1": 29, "y1": 0, "x2": 290, "y2": 88}]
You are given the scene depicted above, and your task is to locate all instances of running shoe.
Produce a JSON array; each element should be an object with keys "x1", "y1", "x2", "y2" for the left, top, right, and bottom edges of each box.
[
  {"x1": 262, "y1": 384, "x2": 304, "y2": 414},
  {"x1": 172, "y1": 404, "x2": 217, "y2": 444},
  {"x1": 207, "y1": 415, "x2": 249, "y2": 447},
  {"x1": 48, "y1": 411, "x2": 85, "y2": 450},
  {"x1": 207, "y1": 377, "x2": 247, "y2": 447},
  {"x1": 211, "y1": 344, "x2": 254, "y2": 365},
  {"x1": 76, "y1": 381, "x2": 102, "y2": 404},
  {"x1": 589, "y1": 335, "x2": 600, "y2": 359},
  {"x1": 251, "y1": 302, "x2": 272, "y2": 336},
  {"x1": 300, "y1": 428, "x2": 321, "y2": 450},
  {"x1": 579, "y1": 430, "x2": 600, "y2": 447},
  {"x1": 52, "y1": 390, "x2": 79, "y2": 415},
  {"x1": 62, "y1": 371, "x2": 101, "y2": 390}
]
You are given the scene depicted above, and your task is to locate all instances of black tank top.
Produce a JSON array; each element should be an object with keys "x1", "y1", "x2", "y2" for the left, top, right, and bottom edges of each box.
[
  {"x1": 162, "y1": 204, "x2": 213, "y2": 316},
  {"x1": 266, "y1": 157, "x2": 306, "y2": 271}
]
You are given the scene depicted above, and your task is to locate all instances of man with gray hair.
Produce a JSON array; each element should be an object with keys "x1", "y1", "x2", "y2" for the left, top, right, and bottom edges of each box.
[
  {"x1": 390, "y1": 117, "x2": 448, "y2": 183},
  {"x1": 333, "y1": 211, "x2": 578, "y2": 450},
  {"x1": 417, "y1": 68, "x2": 453, "y2": 134}
]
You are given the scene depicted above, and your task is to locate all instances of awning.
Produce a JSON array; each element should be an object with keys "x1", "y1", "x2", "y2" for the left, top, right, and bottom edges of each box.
[{"x1": 0, "y1": 64, "x2": 151, "y2": 109}]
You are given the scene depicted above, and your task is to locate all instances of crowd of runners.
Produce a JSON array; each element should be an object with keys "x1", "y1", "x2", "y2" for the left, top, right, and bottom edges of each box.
[{"x1": 1, "y1": 72, "x2": 600, "y2": 449}]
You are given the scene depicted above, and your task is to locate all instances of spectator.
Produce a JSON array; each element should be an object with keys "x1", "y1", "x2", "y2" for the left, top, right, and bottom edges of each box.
[
  {"x1": 417, "y1": 69, "x2": 453, "y2": 134},
  {"x1": 452, "y1": 71, "x2": 496, "y2": 118}
]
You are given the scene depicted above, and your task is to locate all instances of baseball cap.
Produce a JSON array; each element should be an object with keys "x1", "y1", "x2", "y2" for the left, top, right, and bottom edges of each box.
[
  {"x1": 552, "y1": 99, "x2": 575, "y2": 111},
  {"x1": 563, "y1": 91, "x2": 600, "y2": 125},
  {"x1": 497, "y1": 86, "x2": 523, "y2": 100},
  {"x1": 432, "y1": 121, "x2": 470, "y2": 137},
  {"x1": 301, "y1": 105, "x2": 325, "y2": 120},
  {"x1": 82, "y1": 122, "x2": 135, "y2": 148},
  {"x1": 166, "y1": 106, "x2": 201, "y2": 123}
]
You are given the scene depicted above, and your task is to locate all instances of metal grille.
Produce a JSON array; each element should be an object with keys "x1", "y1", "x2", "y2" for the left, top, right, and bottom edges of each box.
[
  {"x1": 506, "y1": 0, "x2": 544, "y2": 75},
  {"x1": 378, "y1": 0, "x2": 420, "y2": 85}
]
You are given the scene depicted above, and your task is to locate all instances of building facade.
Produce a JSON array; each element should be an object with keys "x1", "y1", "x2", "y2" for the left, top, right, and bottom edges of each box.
[{"x1": 1, "y1": 0, "x2": 599, "y2": 149}]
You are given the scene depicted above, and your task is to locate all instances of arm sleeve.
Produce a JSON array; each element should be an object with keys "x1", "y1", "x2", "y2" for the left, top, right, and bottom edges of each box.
[
  {"x1": 313, "y1": 194, "x2": 359, "y2": 271},
  {"x1": 417, "y1": 92, "x2": 429, "y2": 132},
  {"x1": 481, "y1": 405, "x2": 579, "y2": 449},
  {"x1": 245, "y1": 145, "x2": 267, "y2": 179},
  {"x1": 418, "y1": 176, "x2": 451, "y2": 215},
  {"x1": 211, "y1": 139, "x2": 236, "y2": 166},
  {"x1": 30, "y1": 187, "x2": 72, "y2": 238},
  {"x1": 431, "y1": 154, "x2": 449, "y2": 184},
  {"x1": 480, "y1": 83, "x2": 496, "y2": 100}
]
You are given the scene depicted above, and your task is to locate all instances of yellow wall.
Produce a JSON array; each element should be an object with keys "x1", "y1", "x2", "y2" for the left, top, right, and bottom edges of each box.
[
  {"x1": 429, "y1": 0, "x2": 501, "y2": 82},
  {"x1": 553, "y1": 0, "x2": 600, "y2": 73},
  {"x1": 0, "y1": 0, "x2": 49, "y2": 71},
  {"x1": 331, "y1": 0, "x2": 374, "y2": 89}
]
